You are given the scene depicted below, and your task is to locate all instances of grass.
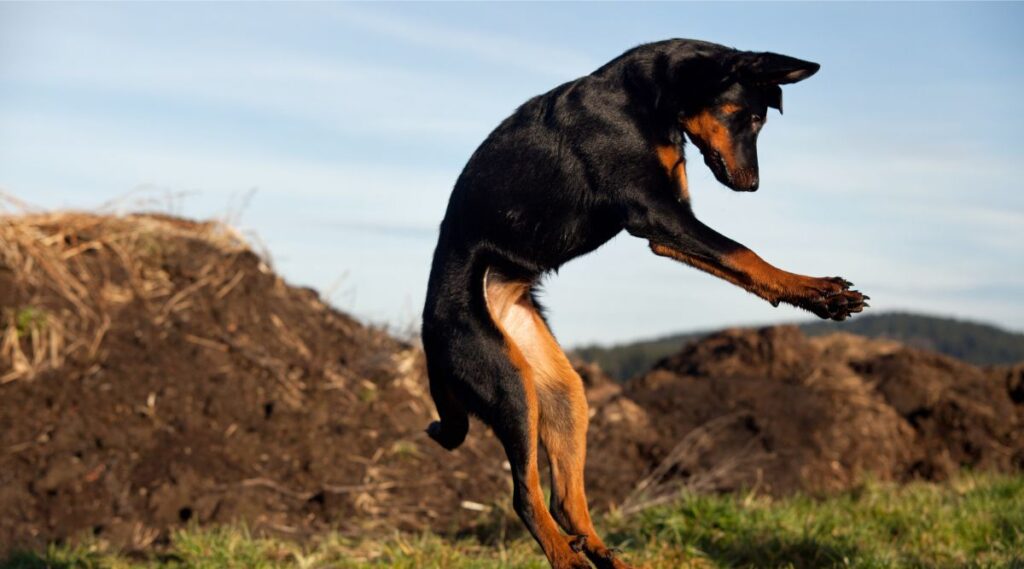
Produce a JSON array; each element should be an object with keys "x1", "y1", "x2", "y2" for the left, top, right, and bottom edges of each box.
[
  {"x1": 4, "y1": 474, "x2": 1022, "y2": 569},
  {"x1": 13, "y1": 307, "x2": 49, "y2": 337}
]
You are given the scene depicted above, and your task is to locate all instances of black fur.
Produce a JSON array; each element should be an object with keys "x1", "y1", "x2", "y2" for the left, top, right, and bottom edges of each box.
[
  {"x1": 418, "y1": 38, "x2": 864, "y2": 569},
  {"x1": 423, "y1": 39, "x2": 823, "y2": 450}
]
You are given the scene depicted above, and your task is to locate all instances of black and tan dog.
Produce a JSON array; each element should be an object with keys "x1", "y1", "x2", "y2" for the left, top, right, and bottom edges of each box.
[{"x1": 422, "y1": 39, "x2": 867, "y2": 569}]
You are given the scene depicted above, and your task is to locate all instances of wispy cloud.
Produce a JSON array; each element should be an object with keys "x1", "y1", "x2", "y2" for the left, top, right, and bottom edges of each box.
[
  {"x1": 332, "y1": 5, "x2": 598, "y2": 80},
  {"x1": 0, "y1": 110, "x2": 454, "y2": 220},
  {"x1": 1, "y1": 26, "x2": 499, "y2": 143}
]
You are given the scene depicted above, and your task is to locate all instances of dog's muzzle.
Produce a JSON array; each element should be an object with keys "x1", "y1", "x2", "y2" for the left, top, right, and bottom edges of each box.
[{"x1": 703, "y1": 151, "x2": 759, "y2": 192}]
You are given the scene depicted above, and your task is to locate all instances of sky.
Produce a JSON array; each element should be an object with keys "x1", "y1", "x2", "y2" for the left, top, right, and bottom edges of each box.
[{"x1": 1, "y1": 2, "x2": 1022, "y2": 347}]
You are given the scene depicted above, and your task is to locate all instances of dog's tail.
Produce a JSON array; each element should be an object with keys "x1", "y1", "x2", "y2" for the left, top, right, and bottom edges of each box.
[
  {"x1": 423, "y1": 242, "x2": 495, "y2": 451},
  {"x1": 425, "y1": 372, "x2": 469, "y2": 451}
]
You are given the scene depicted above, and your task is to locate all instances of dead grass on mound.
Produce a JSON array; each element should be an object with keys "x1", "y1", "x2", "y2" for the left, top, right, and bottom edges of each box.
[{"x1": 0, "y1": 206, "x2": 253, "y2": 383}]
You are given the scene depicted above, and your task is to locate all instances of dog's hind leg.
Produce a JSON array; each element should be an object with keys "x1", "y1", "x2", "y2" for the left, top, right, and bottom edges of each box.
[
  {"x1": 486, "y1": 274, "x2": 591, "y2": 569},
  {"x1": 541, "y1": 383, "x2": 632, "y2": 568},
  {"x1": 517, "y1": 307, "x2": 634, "y2": 569}
]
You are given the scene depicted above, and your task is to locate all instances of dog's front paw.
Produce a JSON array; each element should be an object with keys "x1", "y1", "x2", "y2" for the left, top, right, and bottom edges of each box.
[{"x1": 792, "y1": 276, "x2": 868, "y2": 321}]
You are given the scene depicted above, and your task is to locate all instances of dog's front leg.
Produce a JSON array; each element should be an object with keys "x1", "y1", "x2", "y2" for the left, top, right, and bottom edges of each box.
[{"x1": 627, "y1": 202, "x2": 868, "y2": 321}]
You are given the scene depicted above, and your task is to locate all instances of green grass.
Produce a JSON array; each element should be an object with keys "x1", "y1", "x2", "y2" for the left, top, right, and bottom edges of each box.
[
  {"x1": 5, "y1": 474, "x2": 1022, "y2": 568},
  {"x1": 14, "y1": 306, "x2": 48, "y2": 337}
]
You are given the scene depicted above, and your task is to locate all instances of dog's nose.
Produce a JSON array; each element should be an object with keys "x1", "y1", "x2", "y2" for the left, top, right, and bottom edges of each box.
[
  {"x1": 735, "y1": 177, "x2": 758, "y2": 191},
  {"x1": 733, "y1": 169, "x2": 759, "y2": 191}
]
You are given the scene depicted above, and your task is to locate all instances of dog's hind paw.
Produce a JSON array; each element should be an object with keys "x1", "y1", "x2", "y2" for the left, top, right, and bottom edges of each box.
[{"x1": 593, "y1": 547, "x2": 636, "y2": 569}]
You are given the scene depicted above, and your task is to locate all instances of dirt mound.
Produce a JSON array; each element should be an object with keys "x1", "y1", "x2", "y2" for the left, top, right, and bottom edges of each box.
[
  {"x1": 592, "y1": 327, "x2": 1024, "y2": 510},
  {"x1": 0, "y1": 213, "x2": 507, "y2": 553},
  {"x1": 852, "y1": 348, "x2": 1023, "y2": 476}
]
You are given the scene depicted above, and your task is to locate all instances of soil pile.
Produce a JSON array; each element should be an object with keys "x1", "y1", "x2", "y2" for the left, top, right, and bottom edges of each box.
[
  {"x1": 593, "y1": 327, "x2": 1024, "y2": 511},
  {"x1": 0, "y1": 213, "x2": 506, "y2": 553}
]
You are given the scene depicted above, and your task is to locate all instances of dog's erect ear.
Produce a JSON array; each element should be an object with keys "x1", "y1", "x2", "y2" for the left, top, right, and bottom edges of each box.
[{"x1": 734, "y1": 52, "x2": 820, "y2": 86}]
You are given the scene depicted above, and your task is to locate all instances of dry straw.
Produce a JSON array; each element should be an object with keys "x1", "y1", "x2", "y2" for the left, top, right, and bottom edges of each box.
[{"x1": 0, "y1": 192, "x2": 252, "y2": 383}]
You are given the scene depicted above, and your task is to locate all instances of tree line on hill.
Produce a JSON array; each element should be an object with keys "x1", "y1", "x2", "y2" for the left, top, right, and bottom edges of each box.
[{"x1": 572, "y1": 312, "x2": 1024, "y2": 381}]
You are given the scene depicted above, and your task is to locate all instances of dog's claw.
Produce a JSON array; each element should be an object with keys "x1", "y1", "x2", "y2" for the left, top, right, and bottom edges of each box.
[
  {"x1": 793, "y1": 275, "x2": 868, "y2": 321},
  {"x1": 826, "y1": 276, "x2": 853, "y2": 290}
]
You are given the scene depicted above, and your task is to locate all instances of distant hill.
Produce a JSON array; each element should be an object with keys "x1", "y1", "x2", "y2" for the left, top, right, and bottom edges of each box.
[{"x1": 572, "y1": 312, "x2": 1024, "y2": 381}]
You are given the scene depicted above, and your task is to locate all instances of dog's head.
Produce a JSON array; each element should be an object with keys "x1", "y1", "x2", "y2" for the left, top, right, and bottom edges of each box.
[{"x1": 673, "y1": 49, "x2": 820, "y2": 192}]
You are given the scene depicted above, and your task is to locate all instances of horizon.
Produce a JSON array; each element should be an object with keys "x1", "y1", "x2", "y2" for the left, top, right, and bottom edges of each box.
[
  {"x1": 572, "y1": 310, "x2": 1024, "y2": 349},
  {"x1": 2, "y1": 3, "x2": 1022, "y2": 345}
]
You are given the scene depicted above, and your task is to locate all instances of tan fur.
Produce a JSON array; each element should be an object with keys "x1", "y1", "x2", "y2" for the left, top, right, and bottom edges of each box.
[
  {"x1": 682, "y1": 107, "x2": 738, "y2": 172},
  {"x1": 484, "y1": 274, "x2": 588, "y2": 568},
  {"x1": 655, "y1": 144, "x2": 689, "y2": 200},
  {"x1": 485, "y1": 272, "x2": 622, "y2": 567},
  {"x1": 719, "y1": 102, "x2": 742, "y2": 115},
  {"x1": 650, "y1": 243, "x2": 825, "y2": 306}
]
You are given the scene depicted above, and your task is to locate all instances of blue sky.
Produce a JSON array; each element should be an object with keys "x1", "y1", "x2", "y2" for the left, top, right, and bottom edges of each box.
[{"x1": 1, "y1": 2, "x2": 1022, "y2": 346}]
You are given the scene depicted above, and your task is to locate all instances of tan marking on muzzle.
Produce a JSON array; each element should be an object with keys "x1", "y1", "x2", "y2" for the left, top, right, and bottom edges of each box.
[{"x1": 682, "y1": 106, "x2": 738, "y2": 173}]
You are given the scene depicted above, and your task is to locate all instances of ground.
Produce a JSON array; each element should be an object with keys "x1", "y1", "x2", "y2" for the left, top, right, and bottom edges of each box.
[
  {"x1": 3, "y1": 212, "x2": 1022, "y2": 567},
  {"x1": 4, "y1": 474, "x2": 1021, "y2": 569}
]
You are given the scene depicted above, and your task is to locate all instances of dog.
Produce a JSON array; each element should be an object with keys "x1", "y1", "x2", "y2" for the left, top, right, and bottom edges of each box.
[{"x1": 421, "y1": 39, "x2": 867, "y2": 569}]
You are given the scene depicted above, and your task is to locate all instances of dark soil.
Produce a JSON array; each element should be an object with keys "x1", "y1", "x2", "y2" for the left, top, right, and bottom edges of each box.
[
  {"x1": 585, "y1": 327, "x2": 1024, "y2": 507},
  {"x1": 0, "y1": 214, "x2": 507, "y2": 553},
  {"x1": 2, "y1": 213, "x2": 1021, "y2": 554}
]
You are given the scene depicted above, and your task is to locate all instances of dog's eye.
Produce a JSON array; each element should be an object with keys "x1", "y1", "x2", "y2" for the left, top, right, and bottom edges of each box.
[{"x1": 751, "y1": 114, "x2": 764, "y2": 125}]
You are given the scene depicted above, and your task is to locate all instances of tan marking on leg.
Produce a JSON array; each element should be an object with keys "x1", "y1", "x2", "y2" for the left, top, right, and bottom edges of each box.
[
  {"x1": 650, "y1": 243, "x2": 743, "y2": 284},
  {"x1": 656, "y1": 144, "x2": 680, "y2": 174},
  {"x1": 650, "y1": 243, "x2": 818, "y2": 307},
  {"x1": 721, "y1": 248, "x2": 818, "y2": 301},
  {"x1": 676, "y1": 158, "x2": 689, "y2": 200},
  {"x1": 498, "y1": 296, "x2": 631, "y2": 568},
  {"x1": 538, "y1": 372, "x2": 613, "y2": 564},
  {"x1": 484, "y1": 273, "x2": 586, "y2": 569},
  {"x1": 655, "y1": 144, "x2": 689, "y2": 201}
]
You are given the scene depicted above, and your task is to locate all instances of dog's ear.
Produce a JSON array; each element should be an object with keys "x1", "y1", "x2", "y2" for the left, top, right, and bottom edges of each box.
[
  {"x1": 763, "y1": 84, "x2": 783, "y2": 114},
  {"x1": 667, "y1": 53, "x2": 737, "y2": 111},
  {"x1": 734, "y1": 52, "x2": 820, "y2": 85}
]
